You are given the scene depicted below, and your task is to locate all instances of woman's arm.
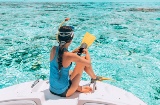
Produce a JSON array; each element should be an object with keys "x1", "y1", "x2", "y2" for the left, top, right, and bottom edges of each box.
[
  {"x1": 71, "y1": 47, "x2": 79, "y2": 53},
  {"x1": 66, "y1": 49, "x2": 91, "y2": 67},
  {"x1": 83, "y1": 49, "x2": 91, "y2": 62}
]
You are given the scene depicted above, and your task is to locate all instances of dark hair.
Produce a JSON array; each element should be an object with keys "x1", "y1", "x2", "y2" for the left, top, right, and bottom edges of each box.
[{"x1": 58, "y1": 26, "x2": 73, "y2": 70}]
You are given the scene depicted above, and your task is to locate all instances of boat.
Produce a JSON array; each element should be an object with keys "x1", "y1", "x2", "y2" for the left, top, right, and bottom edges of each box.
[
  {"x1": 0, "y1": 79, "x2": 147, "y2": 105},
  {"x1": 0, "y1": 18, "x2": 147, "y2": 105}
]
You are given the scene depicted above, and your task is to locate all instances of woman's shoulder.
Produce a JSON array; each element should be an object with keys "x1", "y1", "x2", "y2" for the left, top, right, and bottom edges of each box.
[
  {"x1": 50, "y1": 46, "x2": 58, "y2": 61},
  {"x1": 51, "y1": 46, "x2": 58, "y2": 52}
]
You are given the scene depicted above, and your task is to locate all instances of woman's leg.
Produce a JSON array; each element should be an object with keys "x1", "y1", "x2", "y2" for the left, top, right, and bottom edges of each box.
[
  {"x1": 70, "y1": 66, "x2": 97, "y2": 80},
  {"x1": 66, "y1": 62, "x2": 85, "y2": 97},
  {"x1": 84, "y1": 66, "x2": 97, "y2": 79},
  {"x1": 70, "y1": 60, "x2": 97, "y2": 80},
  {"x1": 66, "y1": 57, "x2": 97, "y2": 97}
]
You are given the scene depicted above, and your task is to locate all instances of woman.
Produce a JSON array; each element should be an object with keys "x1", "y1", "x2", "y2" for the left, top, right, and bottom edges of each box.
[{"x1": 49, "y1": 26, "x2": 100, "y2": 97}]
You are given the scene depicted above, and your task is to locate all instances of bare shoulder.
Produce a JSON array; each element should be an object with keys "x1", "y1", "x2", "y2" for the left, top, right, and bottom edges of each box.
[
  {"x1": 50, "y1": 46, "x2": 57, "y2": 61},
  {"x1": 51, "y1": 46, "x2": 56, "y2": 52}
]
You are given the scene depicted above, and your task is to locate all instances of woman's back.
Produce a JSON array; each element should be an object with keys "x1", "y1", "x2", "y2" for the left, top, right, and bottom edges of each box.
[{"x1": 49, "y1": 46, "x2": 72, "y2": 94}]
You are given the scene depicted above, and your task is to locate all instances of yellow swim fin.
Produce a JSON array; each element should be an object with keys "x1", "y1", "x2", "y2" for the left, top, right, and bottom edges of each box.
[
  {"x1": 100, "y1": 77, "x2": 112, "y2": 81},
  {"x1": 81, "y1": 32, "x2": 96, "y2": 48},
  {"x1": 77, "y1": 32, "x2": 96, "y2": 56},
  {"x1": 91, "y1": 76, "x2": 113, "y2": 83},
  {"x1": 99, "y1": 77, "x2": 116, "y2": 82}
]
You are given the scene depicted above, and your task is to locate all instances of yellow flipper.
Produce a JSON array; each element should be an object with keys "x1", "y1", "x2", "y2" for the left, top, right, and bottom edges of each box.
[
  {"x1": 100, "y1": 77, "x2": 116, "y2": 82},
  {"x1": 102, "y1": 77, "x2": 116, "y2": 82},
  {"x1": 100, "y1": 77, "x2": 112, "y2": 81},
  {"x1": 92, "y1": 76, "x2": 114, "y2": 82},
  {"x1": 81, "y1": 32, "x2": 96, "y2": 48}
]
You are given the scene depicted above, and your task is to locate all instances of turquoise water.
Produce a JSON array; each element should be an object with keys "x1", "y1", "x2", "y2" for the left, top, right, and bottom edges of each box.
[{"x1": 0, "y1": 2, "x2": 160, "y2": 105}]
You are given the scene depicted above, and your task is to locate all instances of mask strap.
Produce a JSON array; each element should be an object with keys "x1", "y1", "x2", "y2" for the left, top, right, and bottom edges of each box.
[{"x1": 59, "y1": 41, "x2": 66, "y2": 46}]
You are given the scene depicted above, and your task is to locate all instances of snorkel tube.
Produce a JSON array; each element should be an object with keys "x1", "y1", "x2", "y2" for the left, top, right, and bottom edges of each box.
[
  {"x1": 57, "y1": 18, "x2": 85, "y2": 56},
  {"x1": 56, "y1": 18, "x2": 70, "y2": 42},
  {"x1": 56, "y1": 18, "x2": 89, "y2": 56},
  {"x1": 59, "y1": 18, "x2": 70, "y2": 29}
]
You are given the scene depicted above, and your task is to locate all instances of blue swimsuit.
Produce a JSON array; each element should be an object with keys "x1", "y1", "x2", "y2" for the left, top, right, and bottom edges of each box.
[{"x1": 49, "y1": 46, "x2": 72, "y2": 97}]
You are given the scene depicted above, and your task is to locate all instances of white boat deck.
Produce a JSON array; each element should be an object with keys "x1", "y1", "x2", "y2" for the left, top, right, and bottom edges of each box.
[{"x1": 0, "y1": 80, "x2": 147, "y2": 105}]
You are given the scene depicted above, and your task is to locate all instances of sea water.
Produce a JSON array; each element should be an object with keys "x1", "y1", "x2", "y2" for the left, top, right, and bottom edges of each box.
[{"x1": 0, "y1": 2, "x2": 160, "y2": 105}]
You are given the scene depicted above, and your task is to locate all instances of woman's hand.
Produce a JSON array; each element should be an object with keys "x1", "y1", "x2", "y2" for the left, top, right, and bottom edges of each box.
[
  {"x1": 79, "y1": 86, "x2": 92, "y2": 93},
  {"x1": 82, "y1": 49, "x2": 89, "y2": 54},
  {"x1": 72, "y1": 47, "x2": 80, "y2": 53}
]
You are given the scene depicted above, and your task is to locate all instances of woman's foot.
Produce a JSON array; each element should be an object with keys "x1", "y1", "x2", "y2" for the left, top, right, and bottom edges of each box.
[
  {"x1": 77, "y1": 86, "x2": 92, "y2": 93},
  {"x1": 91, "y1": 76, "x2": 104, "y2": 83}
]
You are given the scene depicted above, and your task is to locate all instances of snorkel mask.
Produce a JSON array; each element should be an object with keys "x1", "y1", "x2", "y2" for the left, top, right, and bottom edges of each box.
[{"x1": 56, "y1": 18, "x2": 74, "y2": 46}]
